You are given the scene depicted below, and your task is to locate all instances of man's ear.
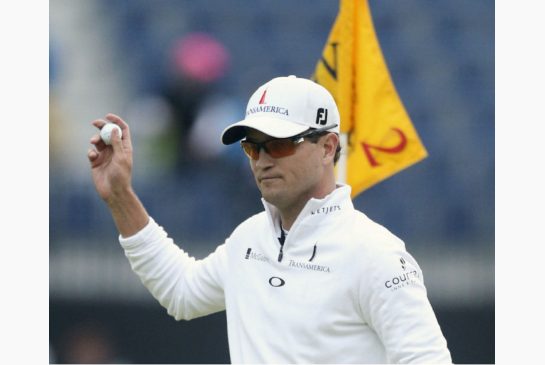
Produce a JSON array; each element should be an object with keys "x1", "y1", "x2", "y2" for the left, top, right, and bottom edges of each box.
[{"x1": 322, "y1": 133, "x2": 339, "y2": 164}]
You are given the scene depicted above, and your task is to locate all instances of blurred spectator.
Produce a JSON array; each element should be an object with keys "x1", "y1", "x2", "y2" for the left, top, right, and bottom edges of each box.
[
  {"x1": 123, "y1": 94, "x2": 176, "y2": 178},
  {"x1": 124, "y1": 31, "x2": 241, "y2": 177},
  {"x1": 59, "y1": 322, "x2": 129, "y2": 364},
  {"x1": 187, "y1": 93, "x2": 245, "y2": 162},
  {"x1": 160, "y1": 32, "x2": 231, "y2": 171}
]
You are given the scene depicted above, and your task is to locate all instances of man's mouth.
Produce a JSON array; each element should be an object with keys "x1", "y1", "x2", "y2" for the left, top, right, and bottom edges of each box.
[{"x1": 259, "y1": 175, "x2": 281, "y2": 183}]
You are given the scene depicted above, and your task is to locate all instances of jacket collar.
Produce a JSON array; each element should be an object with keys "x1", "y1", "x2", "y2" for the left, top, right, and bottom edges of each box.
[{"x1": 261, "y1": 184, "x2": 354, "y2": 238}]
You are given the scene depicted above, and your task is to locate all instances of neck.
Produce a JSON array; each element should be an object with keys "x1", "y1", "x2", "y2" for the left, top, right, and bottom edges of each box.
[
  {"x1": 279, "y1": 202, "x2": 306, "y2": 231},
  {"x1": 278, "y1": 178, "x2": 336, "y2": 230}
]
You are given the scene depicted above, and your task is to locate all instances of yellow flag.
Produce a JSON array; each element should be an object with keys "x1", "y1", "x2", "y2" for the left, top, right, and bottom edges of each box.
[{"x1": 313, "y1": 0, "x2": 428, "y2": 198}]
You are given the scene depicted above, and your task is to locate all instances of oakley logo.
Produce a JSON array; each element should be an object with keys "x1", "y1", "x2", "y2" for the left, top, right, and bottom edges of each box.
[
  {"x1": 316, "y1": 108, "x2": 328, "y2": 125},
  {"x1": 268, "y1": 276, "x2": 285, "y2": 287}
]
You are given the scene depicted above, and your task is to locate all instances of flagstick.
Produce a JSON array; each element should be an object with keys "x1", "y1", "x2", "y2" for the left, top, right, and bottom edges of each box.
[{"x1": 337, "y1": 132, "x2": 348, "y2": 184}]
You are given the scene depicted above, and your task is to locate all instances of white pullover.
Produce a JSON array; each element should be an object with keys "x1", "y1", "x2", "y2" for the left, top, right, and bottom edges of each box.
[{"x1": 119, "y1": 185, "x2": 452, "y2": 363}]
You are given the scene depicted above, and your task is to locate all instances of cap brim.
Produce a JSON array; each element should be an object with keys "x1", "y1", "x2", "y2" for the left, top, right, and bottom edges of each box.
[{"x1": 221, "y1": 116, "x2": 310, "y2": 145}]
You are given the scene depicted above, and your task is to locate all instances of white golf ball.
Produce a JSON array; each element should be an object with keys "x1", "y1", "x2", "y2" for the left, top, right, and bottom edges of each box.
[{"x1": 100, "y1": 123, "x2": 122, "y2": 145}]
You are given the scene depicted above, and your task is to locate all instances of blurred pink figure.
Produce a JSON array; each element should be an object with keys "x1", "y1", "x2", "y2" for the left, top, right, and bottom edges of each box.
[{"x1": 172, "y1": 32, "x2": 230, "y2": 83}]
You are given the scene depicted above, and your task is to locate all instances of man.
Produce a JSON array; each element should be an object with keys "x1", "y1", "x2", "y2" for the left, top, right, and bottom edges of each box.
[{"x1": 88, "y1": 75, "x2": 452, "y2": 363}]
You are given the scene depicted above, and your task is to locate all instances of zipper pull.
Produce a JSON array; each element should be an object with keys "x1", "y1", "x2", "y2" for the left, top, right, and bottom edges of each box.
[{"x1": 277, "y1": 227, "x2": 286, "y2": 262}]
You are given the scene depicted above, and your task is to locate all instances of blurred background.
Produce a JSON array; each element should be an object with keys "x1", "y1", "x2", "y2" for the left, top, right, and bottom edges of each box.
[{"x1": 49, "y1": 0, "x2": 494, "y2": 363}]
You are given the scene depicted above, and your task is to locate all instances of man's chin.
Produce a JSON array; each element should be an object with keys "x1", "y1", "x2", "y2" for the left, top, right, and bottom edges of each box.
[
  {"x1": 260, "y1": 188, "x2": 284, "y2": 206},
  {"x1": 259, "y1": 179, "x2": 281, "y2": 193}
]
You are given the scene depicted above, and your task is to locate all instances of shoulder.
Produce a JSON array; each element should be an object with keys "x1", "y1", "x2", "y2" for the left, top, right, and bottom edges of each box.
[
  {"x1": 345, "y1": 209, "x2": 406, "y2": 255},
  {"x1": 344, "y1": 209, "x2": 425, "y2": 290},
  {"x1": 341, "y1": 209, "x2": 422, "y2": 280}
]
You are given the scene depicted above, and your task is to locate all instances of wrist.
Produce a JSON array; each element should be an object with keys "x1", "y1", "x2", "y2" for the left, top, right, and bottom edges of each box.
[
  {"x1": 105, "y1": 186, "x2": 150, "y2": 237},
  {"x1": 105, "y1": 185, "x2": 137, "y2": 209}
]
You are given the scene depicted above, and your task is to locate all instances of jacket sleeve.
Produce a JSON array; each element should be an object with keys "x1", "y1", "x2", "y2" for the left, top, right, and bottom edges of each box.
[
  {"x1": 119, "y1": 217, "x2": 227, "y2": 320},
  {"x1": 358, "y1": 238, "x2": 452, "y2": 364}
]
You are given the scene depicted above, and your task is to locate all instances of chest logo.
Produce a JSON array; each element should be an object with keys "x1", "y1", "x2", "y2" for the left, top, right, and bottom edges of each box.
[
  {"x1": 268, "y1": 276, "x2": 286, "y2": 287},
  {"x1": 309, "y1": 244, "x2": 317, "y2": 262}
]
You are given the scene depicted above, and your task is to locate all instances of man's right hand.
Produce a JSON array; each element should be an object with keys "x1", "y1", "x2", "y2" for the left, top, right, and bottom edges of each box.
[
  {"x1": 88, "y1": 113, "x2": 149, "y2": 237},
  {"x1": 88, "y1": 113, "x2": 133, "y2": 205}
]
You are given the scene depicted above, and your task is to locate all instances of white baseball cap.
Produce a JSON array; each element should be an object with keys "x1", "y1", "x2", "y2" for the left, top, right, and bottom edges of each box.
[{"x1": 221, "y1": 75, "x2": 340, "y2": 145}]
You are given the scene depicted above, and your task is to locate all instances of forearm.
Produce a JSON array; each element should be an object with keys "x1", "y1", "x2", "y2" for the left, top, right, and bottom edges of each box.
[
  {"x1": 106, "y1": 187, "x2": 149, "y2": 238},
  {"x1": 120, "y1": 218, "x2": 227, "y2": 320}
]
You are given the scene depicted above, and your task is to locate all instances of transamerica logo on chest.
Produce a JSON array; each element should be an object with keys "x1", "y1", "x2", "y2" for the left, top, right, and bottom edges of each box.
[
  {"x1": 288, "y1": 260, "x2": 331, "y2": 273},
  {"x1": 244, "y1": 247, "x2": 331, "y2": 273}
]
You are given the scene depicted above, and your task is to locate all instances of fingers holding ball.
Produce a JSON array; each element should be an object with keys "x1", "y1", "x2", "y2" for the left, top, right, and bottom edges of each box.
[{"x1": 100, "y1": 123, "x2": 123, "y2": 145}]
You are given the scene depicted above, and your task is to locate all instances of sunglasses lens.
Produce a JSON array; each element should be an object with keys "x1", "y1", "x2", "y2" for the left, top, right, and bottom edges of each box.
[
  {"x1": 266, "y1": 139, "x2": 297, "y2": 158},
  {"x1": 241, "y1": 138, "x2": 299, "y2": 160},
  {"x1": 241, "y1": 142, "x2": 260, "y2": 160}
]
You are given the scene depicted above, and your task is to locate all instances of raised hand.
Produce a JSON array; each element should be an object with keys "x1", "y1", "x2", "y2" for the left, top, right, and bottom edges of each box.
[
  {"x1": 88, "y1": 113, "x2": 133, "y2": 204},
  {"x1": 87, "y1": 113, "x2": 149, "y2": 237}
]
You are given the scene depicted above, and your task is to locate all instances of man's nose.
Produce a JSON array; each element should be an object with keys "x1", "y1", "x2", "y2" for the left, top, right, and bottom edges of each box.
[{"x1": 255, "y1": 147, "x2": 274, "y2": 167}]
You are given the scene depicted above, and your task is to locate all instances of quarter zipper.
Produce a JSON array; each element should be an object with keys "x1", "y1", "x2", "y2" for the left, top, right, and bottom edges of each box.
[{"x1": 277, "y1": 227, "x2": 286, "y2": 262}]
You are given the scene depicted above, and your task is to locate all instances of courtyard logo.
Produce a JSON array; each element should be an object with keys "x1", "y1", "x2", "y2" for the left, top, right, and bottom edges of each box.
[{"x1": 384, "y1": 270, "x2": 420, "y2": 291}]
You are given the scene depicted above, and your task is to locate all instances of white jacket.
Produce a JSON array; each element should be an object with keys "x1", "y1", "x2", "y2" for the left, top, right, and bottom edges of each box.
[{"x1": 120, "y1": 185, "x2": 452, "y2": 364}]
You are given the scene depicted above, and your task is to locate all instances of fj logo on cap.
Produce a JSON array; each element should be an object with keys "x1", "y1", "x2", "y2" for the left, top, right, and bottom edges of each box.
[{"x1": 316, "y1": 108, "x2": 328, "y2": 125}]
